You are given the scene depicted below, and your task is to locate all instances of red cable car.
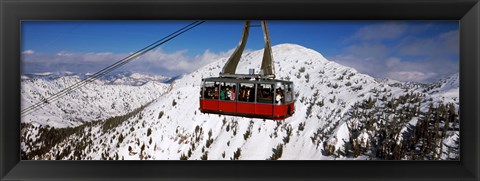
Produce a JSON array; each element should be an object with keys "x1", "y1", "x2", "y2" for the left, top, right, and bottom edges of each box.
[{"x1": 199, "y1": 21, "x2": 295, "y2": 120}]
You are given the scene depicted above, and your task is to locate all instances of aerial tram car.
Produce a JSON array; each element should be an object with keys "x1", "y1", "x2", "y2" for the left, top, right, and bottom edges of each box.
[{"x1": 199, "y1": 21, "x2": 295, "y2": 120}]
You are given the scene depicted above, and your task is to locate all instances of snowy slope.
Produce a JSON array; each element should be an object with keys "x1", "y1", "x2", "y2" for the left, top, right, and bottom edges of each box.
[
  {"x1": 428, "y1": 73, "x2": 460, "y2": 103},
  {"x1": 379, "y1": 73, "x2": 459, "y2": 104},
  {"x1": 21, "y1": 44, "x2": 460, "y2": 160}
]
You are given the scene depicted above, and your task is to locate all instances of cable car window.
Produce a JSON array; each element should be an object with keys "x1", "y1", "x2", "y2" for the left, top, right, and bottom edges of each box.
[
  {"x1": 220, "y1": 82, "x2": 237, "y2": 101},
  {"x1": 285, "y1": 83, "x2": 293, "y2": 103},
  {"x1": 203, "y1": 81, "x2": 219, "y2": 100},
  {"x1": 238, "y1": 83, "x2": 255, "y2": 102},
  {"x1": 257, "y1": 83, "x2": 273, "y2": 104}
]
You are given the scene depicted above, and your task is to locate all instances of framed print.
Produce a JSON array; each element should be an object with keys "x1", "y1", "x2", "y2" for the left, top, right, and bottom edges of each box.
[{"x1": 1, "y1": 0, "x2": 479, "y2": 180}]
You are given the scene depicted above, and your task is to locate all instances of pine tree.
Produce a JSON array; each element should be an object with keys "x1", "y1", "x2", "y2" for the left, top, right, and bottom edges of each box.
[
  {"x1": 180, "y1": 153, "x2": 188, "y2": 160},
  {"x1": 147, "y1": 128, "x2": 152, "y2": 136},
  {"x1": 232, "y1": 148, "x2": 242, "y2": 160},
  {"x1": 269, "y1": 144, "x2": 284, "y2": 160},
  {"x1": 201, "y1": 151, "x2": 208, "y2": 160}
]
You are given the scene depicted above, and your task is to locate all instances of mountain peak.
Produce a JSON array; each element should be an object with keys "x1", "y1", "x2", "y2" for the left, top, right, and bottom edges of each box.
[{"x1": 272, "y1": 43, "x2": 328, "y2": 62}]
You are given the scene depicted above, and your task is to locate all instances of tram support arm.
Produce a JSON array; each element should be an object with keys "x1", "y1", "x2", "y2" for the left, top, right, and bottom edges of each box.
[
  {"x1": 260, "y1": 21, "x2": 275, "y2": 78},
  {"x1": 221, "y1": 21, "x2": 250, "y2": 75},
  {"x1": 220, "y1": 20, "x2": 276, "y2": 79}
]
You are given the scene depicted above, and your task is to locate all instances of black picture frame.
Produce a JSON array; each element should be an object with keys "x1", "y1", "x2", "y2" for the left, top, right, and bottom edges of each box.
[{"x1": 1, "y1": 0, "x2": 479, "y2": 180}]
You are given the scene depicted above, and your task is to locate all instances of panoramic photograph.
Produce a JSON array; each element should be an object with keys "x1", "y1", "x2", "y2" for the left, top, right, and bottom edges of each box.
[{"x1": 20, "y1": 20, "x2": 459, "y2": 160}]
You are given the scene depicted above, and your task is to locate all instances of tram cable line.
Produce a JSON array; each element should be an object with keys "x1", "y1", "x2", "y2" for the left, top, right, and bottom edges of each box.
[
  {"x1": 21, "y1": 21, "x2": 205, "y2": 117},
  {"x1": 21, "y1": 21, "x2": 204, "y2": 116}
]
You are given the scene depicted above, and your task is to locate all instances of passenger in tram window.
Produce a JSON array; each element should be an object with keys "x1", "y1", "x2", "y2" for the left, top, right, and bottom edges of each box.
[
  {"x1": 213, "y1": 83, "x2": 218, "y2": 99},
  {"x1": 276, "y1": 88, "x2": 285, "y2": 104},
  {"x1": 203, "y1": 87, "x2": 208, "y2": 99},
  {"x1": 220, "y1": 87, "x2": 224, "y2": 100},
  {"x1": 208, "y1": 88, "x2": 212, "y2": 99},
  {"x1": 214, "y1": 87, "x2": 219, "y2": 99},
  {"x1": 285, "y1": 87, "x2": 292, "y2": 102},
  {"x1": 238, "y1": 86, "x2": 242, "y2": 101},
  {"x1": 226, "y1": 86, "x2": 231, "y2": 100},
  {"x1": 240, "y1": 85, "x2": 247, "y2": 101},
  {"x1": 257, "y1": 85, "x2": 264, "y2": 98},
  {"x1": 276, "y1": 90, "x2": 282, "y2": 104},
  {"x1": 230, "y1": 85, "x2": 236, "y2": 101},
  {"x1": 266, "y1": 88, "x2": 273, "y2": 100},
  {"x1": 245, "y1": 86, "x2": 249, "y2": 101},
  {"x1": 248, "y1": 87, "x2": 255, "y2": 102}
]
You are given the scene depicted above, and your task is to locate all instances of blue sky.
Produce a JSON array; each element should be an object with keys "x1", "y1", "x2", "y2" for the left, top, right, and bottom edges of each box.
[{"x1": 21, "y1": 20, "x2": 459, "y2": 83}]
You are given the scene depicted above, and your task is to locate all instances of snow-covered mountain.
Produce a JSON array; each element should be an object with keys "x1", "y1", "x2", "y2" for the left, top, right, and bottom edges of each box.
[
  {"x1": 377, "y1": 73, "x2": 459, "y2": 104},
  {"x1": 20, "y1": 44, "x2": 459, "y2": 160},
  {"x1": 21, "y1": 72, "x2": 171, "y2": 128},
  {"x1": 101, "y1": 71, "x2": 171, "y2": 86},
  {"x1": 22, "y1": 71, "x2": 171, "y2": 86},
  {"x1": 426, "y1": 73, "x2": 459, "y2": 101},
  {"x1": 22, "y1": 71, "x2": 78, "y2": 81}
]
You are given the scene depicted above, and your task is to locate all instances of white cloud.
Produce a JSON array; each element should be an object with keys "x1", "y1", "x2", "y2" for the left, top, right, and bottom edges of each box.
[
  {"x1": 351, "y1": 22, "x2": 408, "y2": 41},
  {"x1": 56, "y1": 51, "x2": 74, "y2": 56},
  {"x1": 331, "y1": 54, "x2": 383, "y2": 74},
  {"x1": 332, "y1": 53, "x2": 458, "y2": 83},
  {"x1": 398, "y1": 30, "x2": 459, "y2": 56},
  {"x1": 21, "y1": 48, "x2": 235, "y2": 76},
  {"x1": 385, "y1": 57, "x2": 401, "y2": 68},
  {"x1": 127, "y1": 48, "x2": 234, "y2": 74},
  {"x1": 332, "y1": 23, "x2": 458, "y2": 83},
  {"x1": 22, "y1": 50, "x2": 35, "y2": 55},
  {"x1": 345, "y1": 43, "x2": 388, "y2": 58}
]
